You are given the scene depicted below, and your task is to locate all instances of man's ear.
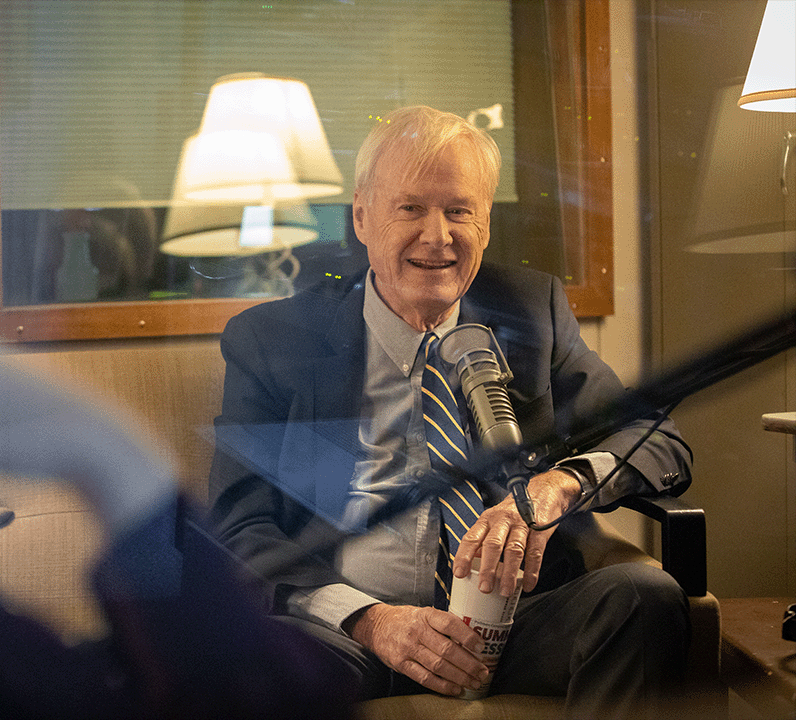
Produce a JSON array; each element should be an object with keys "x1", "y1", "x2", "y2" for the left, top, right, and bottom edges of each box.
[{"x1": 352, "y1": 191, "x2": 368, "y2": 245}]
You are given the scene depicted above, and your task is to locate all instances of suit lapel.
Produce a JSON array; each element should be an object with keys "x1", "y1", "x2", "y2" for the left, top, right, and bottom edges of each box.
[
  {"x1": 280, "y1": 281, "x2": 366, "y2": 525},
  {"x1": 460, "y1": 290, "x2": 556, "y2": 445},
  {"x1": 312, "y1": 278, "x2": 367, "y2": 424}
]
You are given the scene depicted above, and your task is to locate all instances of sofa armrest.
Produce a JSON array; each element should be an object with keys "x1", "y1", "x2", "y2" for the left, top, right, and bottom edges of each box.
[{"x1": 620, "y1": 495, "x2": 707, "y2": 597}]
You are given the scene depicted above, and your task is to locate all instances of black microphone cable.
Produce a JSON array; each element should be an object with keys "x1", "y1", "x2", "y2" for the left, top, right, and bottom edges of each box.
[{"x1": 520, "y1": 399, "x2": 682, "y2": 532}]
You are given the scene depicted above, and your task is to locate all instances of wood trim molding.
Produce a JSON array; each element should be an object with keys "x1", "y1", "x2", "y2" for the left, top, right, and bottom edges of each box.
[
  {"x1": 0, "y1": 298, "x2": 264, "y2": 343},
  {"x1": 516, "y1": 0, "x2": 614, "y2": 317}
]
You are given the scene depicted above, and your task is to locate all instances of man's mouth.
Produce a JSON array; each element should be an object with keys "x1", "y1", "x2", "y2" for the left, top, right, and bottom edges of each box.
[{"x1": 407, "y1": 259, "x2": 456, "y2": 270}]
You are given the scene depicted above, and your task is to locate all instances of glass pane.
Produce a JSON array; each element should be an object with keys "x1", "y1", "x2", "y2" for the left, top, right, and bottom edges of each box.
[{"x1": 1, "y1": 0, "x2": 521, "y2": 306}]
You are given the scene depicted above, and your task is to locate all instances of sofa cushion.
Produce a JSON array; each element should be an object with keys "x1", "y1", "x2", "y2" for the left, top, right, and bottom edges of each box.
[
  {"x1": 0, "y1": 479, "x2": 106, "y2": 641},
  {"x1": 2, "y1": 338, "x2": 225, "y2": 500}
]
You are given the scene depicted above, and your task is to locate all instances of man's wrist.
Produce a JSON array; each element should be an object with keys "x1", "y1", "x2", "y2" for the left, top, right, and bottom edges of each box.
[
  {"x1": 553, "y1": 464, "x2": 588, "y2": 493},
  {"x1": 542, "y1": 467, "x2": 586, "y2": 511},
  {"x1": 343, "y1": 602, "x2": 383, "y2": 645}
]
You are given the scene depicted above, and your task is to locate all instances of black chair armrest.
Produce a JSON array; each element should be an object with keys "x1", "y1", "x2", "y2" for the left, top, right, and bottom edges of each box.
[{"x1": 620, "y1": 495, "x2": 707, "y2": 597}]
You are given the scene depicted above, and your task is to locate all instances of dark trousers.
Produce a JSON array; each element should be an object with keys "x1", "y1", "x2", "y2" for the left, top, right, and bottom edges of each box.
[{"x1": 279, "y1": 562, "x2": 690, "y2": 719}]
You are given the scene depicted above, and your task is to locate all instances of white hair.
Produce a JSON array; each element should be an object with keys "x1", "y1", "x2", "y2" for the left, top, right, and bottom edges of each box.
[{"x1": 354, "y1": 105, "x2": 501, "y2": 204}]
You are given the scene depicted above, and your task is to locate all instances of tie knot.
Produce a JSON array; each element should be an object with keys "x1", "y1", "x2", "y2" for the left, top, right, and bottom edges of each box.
[{"x1": 423, "y1": 332, "x2": 441, "y2": 363}]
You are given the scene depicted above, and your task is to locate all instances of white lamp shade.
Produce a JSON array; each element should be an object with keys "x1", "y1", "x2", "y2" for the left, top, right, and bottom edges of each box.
[
  {"x1": 174, "y1": 130, "x2": 297, "y2": 203},
  {"x1": 691, "y1": 83, "x2": 795, "y2": 254},
  {"x1": 161, "y1": 201, "x2": 318, "y2": 257},
  {"x1": 198, "y1": 74, "x2": 343, "y2": 198},
  {"x1": 739, "y1": 0, "x2": 796, "y2": 112}
]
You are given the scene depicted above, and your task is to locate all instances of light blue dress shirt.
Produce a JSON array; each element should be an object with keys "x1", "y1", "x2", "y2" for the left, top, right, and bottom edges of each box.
[{"x1": 286, "y1": 271, "x2": 459, "y2": 632}]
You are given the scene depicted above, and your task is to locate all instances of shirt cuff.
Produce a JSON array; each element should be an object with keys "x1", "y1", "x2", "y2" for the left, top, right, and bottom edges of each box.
[
  {"x1": 554, "y1": 451, "x2": 618, "y2": 508},
  {"x1": 284, "y1": 583, "x2": 382, "y2": 635}
]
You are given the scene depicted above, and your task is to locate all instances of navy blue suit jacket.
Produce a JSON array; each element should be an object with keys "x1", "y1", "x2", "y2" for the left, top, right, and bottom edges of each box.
[{"x1": 208, "y1": 265, "x2": 692, "y2": 609}]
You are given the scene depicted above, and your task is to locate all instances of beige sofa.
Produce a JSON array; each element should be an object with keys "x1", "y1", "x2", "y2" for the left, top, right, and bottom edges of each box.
[{"x1": 0, "y1": 339, "x2": 725, "y2": 719}]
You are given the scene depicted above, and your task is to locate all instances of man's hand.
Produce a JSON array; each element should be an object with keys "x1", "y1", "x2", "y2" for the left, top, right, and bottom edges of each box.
[
  {"x1": 345, "y1": 604, "x2": 489, "y2": 696},
  {"x1": 452, "y1": 469, "x2": 582, "y2": 596}
]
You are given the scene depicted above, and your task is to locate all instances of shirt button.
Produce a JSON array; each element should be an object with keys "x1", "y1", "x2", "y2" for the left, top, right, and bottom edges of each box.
[
  {"x1": 415, "y1": 470, "x2": 425, "y2": 478},
  {"x1": 425, "y1": 552, "x2": 436, "y2": 565},
  {"x1": 402, "y1": 363, "x2": 410, "y2": 373}
]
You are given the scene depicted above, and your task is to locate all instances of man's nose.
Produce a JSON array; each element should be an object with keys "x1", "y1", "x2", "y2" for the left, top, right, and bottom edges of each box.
[{"x1": 420, "y1": 210, "x2": 452, "y2": 245}]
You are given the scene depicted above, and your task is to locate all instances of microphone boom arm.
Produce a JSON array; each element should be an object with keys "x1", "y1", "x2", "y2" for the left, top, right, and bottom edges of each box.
[{"x1": 512, "y1": 308, "x2": 796, "y2": 530}]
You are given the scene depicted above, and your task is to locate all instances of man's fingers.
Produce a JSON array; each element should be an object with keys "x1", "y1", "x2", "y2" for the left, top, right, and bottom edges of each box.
[
  {"x1": 407, "y1": 612, "x2": 487, "y2": 695},
  {"x1": 499, "y1": 526, "x2": 528, "y2": 596},
  {"x1": 453, "y1": 521, "x2": 487, "y2": 579},
  {"x1": 456, "y1": 499, "x2": 527, "y2": 594},
  {"x1": 428, "y1": 610, "x2": 484, "y2": 655},
  {"x1": 410, "y1": 642, "x2": 486, "y2": 693},
  {"x1": 421, "y1": 614, "x2": 489, "y2": 692},
  {"x1": 403, "y1": 662, "x2": 460, "y2": 696},
  {"x1": 522, "y1": 530, "x2": 551, "y2": 592},
  {"x1": 354, "y1": 604, "x2": 489, "y2": 696},
  {"x1": 474, "y1": 518, "x2": 510, "y2": 592}
]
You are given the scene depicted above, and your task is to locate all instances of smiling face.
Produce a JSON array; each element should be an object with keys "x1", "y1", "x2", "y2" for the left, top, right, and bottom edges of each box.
[{"x1": 353, "y1": 139, "x2": 492, "y2": 331}]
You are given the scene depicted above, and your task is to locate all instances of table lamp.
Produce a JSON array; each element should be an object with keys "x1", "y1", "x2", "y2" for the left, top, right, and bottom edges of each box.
[
  {"x1": 739, "y1": 0, "x2": 796, "y2": 642},
  {"x1": 690, "y1": 0, "x2": 795, "y2": 255},
  {"x1": 738, "y1": 0, "x2": 796, "y2": 113}
]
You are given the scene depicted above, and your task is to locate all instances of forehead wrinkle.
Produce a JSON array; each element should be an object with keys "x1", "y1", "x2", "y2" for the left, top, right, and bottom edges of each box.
[
  {"x1": 387, "y1": 138, "x2": 482, "y2": 183},
  {"x1": 373, "y1": 140, "x2": 491, "y2": 211},
  {"x1": 393, "y1": 190, "x2": 477, "y2": 203}
]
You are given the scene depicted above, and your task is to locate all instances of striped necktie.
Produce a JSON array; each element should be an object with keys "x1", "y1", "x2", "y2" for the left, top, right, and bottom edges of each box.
[{"x1": 421, "y1": 332, "x2": 484, "y2": 609}]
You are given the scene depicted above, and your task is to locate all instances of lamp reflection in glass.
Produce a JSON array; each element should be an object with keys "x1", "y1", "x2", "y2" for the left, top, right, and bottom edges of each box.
[
  {"x1": 690, "y1": 82, "x2": 795, "y2": 256},
  {"x1": 160, "y1": 74, "x2": 342, "y2": 297},
  {"x1": 161, "y1": 197, "x2": 319, "y2": 298}
]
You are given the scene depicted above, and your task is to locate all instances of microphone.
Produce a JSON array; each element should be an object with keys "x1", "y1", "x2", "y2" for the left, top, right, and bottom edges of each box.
[{"x1": 437, "y1": 324, "x2": 536, "y2": 525}]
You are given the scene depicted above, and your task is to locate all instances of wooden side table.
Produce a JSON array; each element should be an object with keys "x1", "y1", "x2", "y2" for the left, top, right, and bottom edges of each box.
[
  {"x1": 731, "y1": 415, "x2": 796, "y2": 716},
  {"x1": 762, "y1": 412, "x2": 796, "y2": 437},
  {"x1": 720, "y1": 598, "x2": 796, "y2": 719}
]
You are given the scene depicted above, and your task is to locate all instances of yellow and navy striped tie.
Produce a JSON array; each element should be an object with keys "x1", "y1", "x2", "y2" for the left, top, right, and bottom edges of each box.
[{"x1": 421, "y1": 332, "x2": 484, "y2": 609}]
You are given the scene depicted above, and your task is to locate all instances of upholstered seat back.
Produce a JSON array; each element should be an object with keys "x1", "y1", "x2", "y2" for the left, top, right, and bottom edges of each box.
[{"x1": 0, "y1": 338, "x2": 225, "y2": 640}]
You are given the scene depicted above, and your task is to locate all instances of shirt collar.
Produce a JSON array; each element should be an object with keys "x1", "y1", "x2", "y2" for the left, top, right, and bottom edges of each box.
[{"x1": 363, "y1": 268, "x2": 460, "y2": 377}]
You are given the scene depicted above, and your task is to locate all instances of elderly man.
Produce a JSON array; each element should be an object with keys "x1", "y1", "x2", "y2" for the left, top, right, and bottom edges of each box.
[{"x1": 209, "y1": 106, "x2": 692, "y2": 717}]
